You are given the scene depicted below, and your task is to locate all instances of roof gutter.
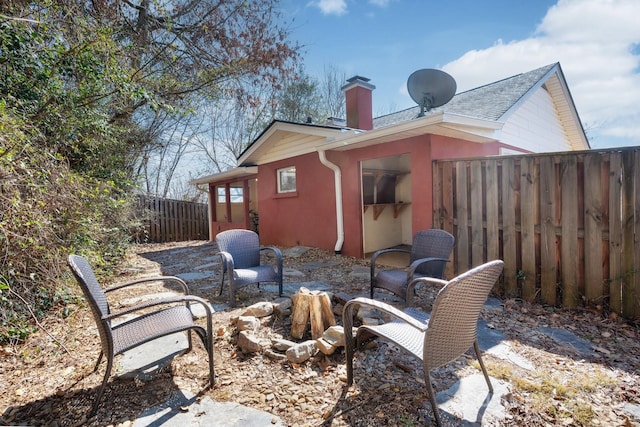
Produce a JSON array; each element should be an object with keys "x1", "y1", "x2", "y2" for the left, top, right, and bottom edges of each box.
[{"x1": 318, "y1": 150, "x2": 344, "y2": 254}]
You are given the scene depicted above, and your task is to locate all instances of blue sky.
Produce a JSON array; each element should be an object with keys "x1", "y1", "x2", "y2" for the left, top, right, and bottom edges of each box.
[{"x1": 279, "y1": 0, "x2": 640, "y2": 149}]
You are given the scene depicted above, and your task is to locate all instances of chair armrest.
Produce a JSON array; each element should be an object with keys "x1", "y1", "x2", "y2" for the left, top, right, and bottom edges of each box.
[
  {"x1": 370, "y1": 248, "x2": 411, "y2": 278},
  {"x1": 102, "y1": 295, "x2": 214, "y2": 322},
  {"x1": 405, "y1": 276, "x2": 449, "y2": 306},
  {"x1": 216, "y1": 251, "x2": 234, "y2": 272},
  {"x1": 406, "y1": 257, "x2": 451, "y2": 279},
  {"x1": 261, "y1": 246, "x2": 283, "y2": 272},
  {"x1": 343, "y1": 297, "x2": 428, "y2": 333},
  {"x1": 104, "y1": 276, "x2": 189, "y2": 295}
]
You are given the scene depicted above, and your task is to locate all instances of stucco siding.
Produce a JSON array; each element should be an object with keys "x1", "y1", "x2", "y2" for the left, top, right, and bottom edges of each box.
[
  {"x1": 500, "y1": 88, "x2": 571, "y2": 153},
  {"x1": 257, "y1": 153, "x2": 338, "y2": 250}
]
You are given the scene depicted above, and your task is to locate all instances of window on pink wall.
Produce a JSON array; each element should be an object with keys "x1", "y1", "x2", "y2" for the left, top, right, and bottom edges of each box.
[
  {"x1": 217, "y1": 186, "x2": 243, "y2": 203},
  {"x1": 277, "y1": 166, "x2": 296, "y2": 193}
]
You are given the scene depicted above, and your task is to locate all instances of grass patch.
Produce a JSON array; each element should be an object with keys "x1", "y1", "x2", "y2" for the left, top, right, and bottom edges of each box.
[
  {"x1": 471, "y1": 356, "x2": 617, "y2": 425},
  {"x1": 507, "y1": 363, "x2": 615, "y2": 424}
]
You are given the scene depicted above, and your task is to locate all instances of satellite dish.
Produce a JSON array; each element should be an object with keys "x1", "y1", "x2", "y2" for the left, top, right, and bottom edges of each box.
[{"x1": 407, "y1": 69, "x2": 456, "y2": 117}]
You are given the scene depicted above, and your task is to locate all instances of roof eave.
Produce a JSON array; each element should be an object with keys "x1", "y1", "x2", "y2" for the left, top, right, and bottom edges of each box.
[
  {"x1": 551, "y1": 64, "x2": 591, "y2": 150},
  {"x1": 190, "y1": 166, "x2": 258, "y2": 185},
  {"x1": 321, "y1": 112, "x2": 501, "y2": 151},
  {"x1": 237, "y1": 120, "x2": 347, "y2": 165}
]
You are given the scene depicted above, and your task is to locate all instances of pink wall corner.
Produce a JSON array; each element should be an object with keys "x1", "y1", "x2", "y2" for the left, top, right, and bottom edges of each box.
[{"x1": 258, "y1": 153, "x2": 338, "y2": 251}]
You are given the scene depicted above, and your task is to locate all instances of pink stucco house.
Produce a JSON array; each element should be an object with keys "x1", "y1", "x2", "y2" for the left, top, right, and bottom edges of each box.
[{"x1": 191, "y1": 62, "x2": 589, "y2": 258}]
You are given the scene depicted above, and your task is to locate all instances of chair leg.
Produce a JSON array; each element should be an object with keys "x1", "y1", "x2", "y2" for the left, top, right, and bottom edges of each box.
[
  {"x1": 343, "y1": 301, "x2": 357, "y2": 386},
  {"x1": 207, "y1": 336, "x2": 215, "y2": 387},
  {"x1": 93, "y1": 351, "x2": 104, "y2": 373},
  {"x1": 424, "y1": 369, "x2": 442, "y2": 427},
  {"x1": 229, "y1": 280, "x2": 236, "y2": 308},
  {"x1": 474, "y1": 340, "x2": 493, "y2": 393},
  {"x1": 187, "y1": 330, "x2": 193, "y2": 352},
  {"x1": 217, "y1": 274, "x2": 225, "y2": 297},
  {"x1": 194, "y1": 329, "x2": 215, "y2": 387},
  {"x1": 90, "y1": 355, "x2": 113, "y2": 416}
]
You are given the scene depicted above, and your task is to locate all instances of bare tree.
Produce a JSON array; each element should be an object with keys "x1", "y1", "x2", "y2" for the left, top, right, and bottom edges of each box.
[
  {"x1": 320, "y1": 65, "x2": 346, "y2": 120},
  {"x1": 160, "y1": 65, "x2": 349, "y2": 200},
  {"x1": 136, "y1": 109, "x2": 206, "y2": 197}
]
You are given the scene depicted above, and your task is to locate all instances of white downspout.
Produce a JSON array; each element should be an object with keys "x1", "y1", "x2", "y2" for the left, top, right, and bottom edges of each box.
[{"x1": 318, "y1": 150, "x2": 344, "y2": 254}]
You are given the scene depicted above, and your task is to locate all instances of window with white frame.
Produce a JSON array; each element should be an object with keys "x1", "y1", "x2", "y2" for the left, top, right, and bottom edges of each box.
[
  {"x1": 277, "y1": 166, "x2": 296, "y2": 193},
  {"x1": 217, "y1": 186, "x2": 243, "y2": 203}
]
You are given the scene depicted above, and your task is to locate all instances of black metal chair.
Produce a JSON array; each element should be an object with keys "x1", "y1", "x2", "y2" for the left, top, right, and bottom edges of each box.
[
  {"x1": 370, "y1": 229, "x2": 454, "y2": 304},
  {"x1": 215, "y1": 229, "x2": 283, "y2": 307},
  {"x1": 67, "y1": 254, "x2": 215, "y2": 415}
]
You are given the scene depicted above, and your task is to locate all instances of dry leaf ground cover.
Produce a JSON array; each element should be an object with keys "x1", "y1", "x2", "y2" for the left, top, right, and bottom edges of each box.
[{"x1": 1, "y1": 240, "x2": 640, "y2": 426}]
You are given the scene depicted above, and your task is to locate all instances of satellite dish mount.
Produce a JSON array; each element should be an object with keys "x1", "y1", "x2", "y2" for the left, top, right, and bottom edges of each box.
[{"x1": 407, "y1": 69, "x2": 457, "y2": 117}]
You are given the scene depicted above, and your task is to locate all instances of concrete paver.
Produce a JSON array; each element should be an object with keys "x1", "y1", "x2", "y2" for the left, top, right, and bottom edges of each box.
[
  {"x1": 436, "y1": 374, "x2": 510, "y2": 426},
  {"x1": 133, "y1": 390, "x2": 284, "y2": 427}
]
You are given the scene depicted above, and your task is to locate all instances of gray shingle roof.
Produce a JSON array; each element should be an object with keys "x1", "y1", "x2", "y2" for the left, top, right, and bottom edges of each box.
[{"x1": 373, "y1": 63, "x2": 557, "y2": 128}]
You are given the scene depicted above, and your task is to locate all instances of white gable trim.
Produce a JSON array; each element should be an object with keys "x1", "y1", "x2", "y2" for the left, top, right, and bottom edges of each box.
[
  {"x1": 238, "y1": 121, "x2": 345, "y2": 166},
  {"x1": 189, "y1": 166, "x2": 258, "y2": 185}
]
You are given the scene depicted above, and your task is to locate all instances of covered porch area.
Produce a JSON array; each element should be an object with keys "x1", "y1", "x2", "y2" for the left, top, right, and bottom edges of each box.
[{"x1": 191, "y1": 166, "x2": 258, "y2": 239}]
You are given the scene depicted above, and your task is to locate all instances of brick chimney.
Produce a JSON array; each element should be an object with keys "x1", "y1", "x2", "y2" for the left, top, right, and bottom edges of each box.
[{"x1": 341, "y1": 75, "x2": 375, "y2": 130}]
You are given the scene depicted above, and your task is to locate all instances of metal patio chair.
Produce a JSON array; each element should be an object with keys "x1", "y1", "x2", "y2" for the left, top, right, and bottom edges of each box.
[
  {"x1": 67, "y1": 254, "x2": 215, "y2": 416},
  {"x1": 215, "y1": 229, "x2": 283, "y2": 307},
  {"x1": 345, "y1": 260, "x2": 504, "y2": 426},
  {"x1": 370, "y1": 229, "x2": 454, "y2": 304}
]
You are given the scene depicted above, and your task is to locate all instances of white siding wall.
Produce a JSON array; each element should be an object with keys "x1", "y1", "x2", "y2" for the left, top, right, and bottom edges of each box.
[
  {"x1": 363, "y1": 207, "x2": 403, "y2": 253},
  {"x1": 500, "y1": 87, "x2": 572, "y2": 153}
]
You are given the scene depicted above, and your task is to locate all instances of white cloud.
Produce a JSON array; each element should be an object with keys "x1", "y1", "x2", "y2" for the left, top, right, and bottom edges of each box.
[
  {"x1": 314, "y1": 0, "x2": 348, "y2": 16},
  {"x1": 312, "y1": 0, "x2": 394, "y2": 16},
  {"x1": 442, "y1": 0, "x2": 640, "y2": 148}
]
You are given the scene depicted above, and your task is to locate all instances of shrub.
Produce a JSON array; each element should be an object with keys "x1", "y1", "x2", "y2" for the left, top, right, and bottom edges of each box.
[{"x1": 0, "y1": 105, "x2": 134, "y2": 344}]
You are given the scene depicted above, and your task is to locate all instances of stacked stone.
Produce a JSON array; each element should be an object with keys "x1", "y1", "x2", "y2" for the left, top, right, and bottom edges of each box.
[{"x1": 232, "y1": 299, "x2": 354, "y2": 364}]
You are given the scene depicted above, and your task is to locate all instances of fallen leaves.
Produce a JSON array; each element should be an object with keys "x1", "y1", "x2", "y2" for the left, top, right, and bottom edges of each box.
[{"x1": 2, "y1": 241, "x2": 639, "y2": 427}]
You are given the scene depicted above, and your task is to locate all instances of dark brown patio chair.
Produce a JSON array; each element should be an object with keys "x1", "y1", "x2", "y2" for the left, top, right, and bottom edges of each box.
[
  {"x1": 370, "y1": 229, "x2": 454, "y2": 304},
  {"x1": 345, "y1": 259, "x2": 503, "y2": 426},
  {"x1": 67, "y1": 254, "x2": 215, "y2": 416},
  {"x1": 215, "y1": 229, "x2": 283, "y2": 307}
]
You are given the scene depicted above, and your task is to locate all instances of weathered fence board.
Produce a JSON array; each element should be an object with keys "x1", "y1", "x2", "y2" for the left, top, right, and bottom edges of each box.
[
  {"x1": 583, "y1": 153, "x2": 604, "y2": 304},
  {"x1": 135, "y1": 195, "x2": 209, "y2": 243},
  {"x1": 539, "y1": 156, "x2": 557, "y2": 305},
  {"x1": 609, "y1": 152, "x2": 623, "y2": 314},
  {"x1": 433, "y1": 147, "x2": 640, "y2": 319},
  {"x1": 501, "y1": 159, "x2": 517, "y2": 297},
  {"x1": 455, "y1": 162, "x2": 469, "y2": 273},
  {"x1": 560, "y1": 156, "x2": 579, "y2": 308},
  {"x1": 485, "y1": 160, "x2": 500, "y2": 263},
  {"x1": 520, "y1": 156, "x2": 537, "y2": 302},
  {"x1": 470, "y1": 161, "x2": 484, "y2": 267}
]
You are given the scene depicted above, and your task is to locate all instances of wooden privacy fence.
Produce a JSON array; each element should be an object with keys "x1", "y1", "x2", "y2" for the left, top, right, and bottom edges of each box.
[
  {"x1": 135, "y1": 195, "x2": 209, "y2": 243},
  {"x1": 432, "y1": 147, "x2": 640, "y2": 320}
]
